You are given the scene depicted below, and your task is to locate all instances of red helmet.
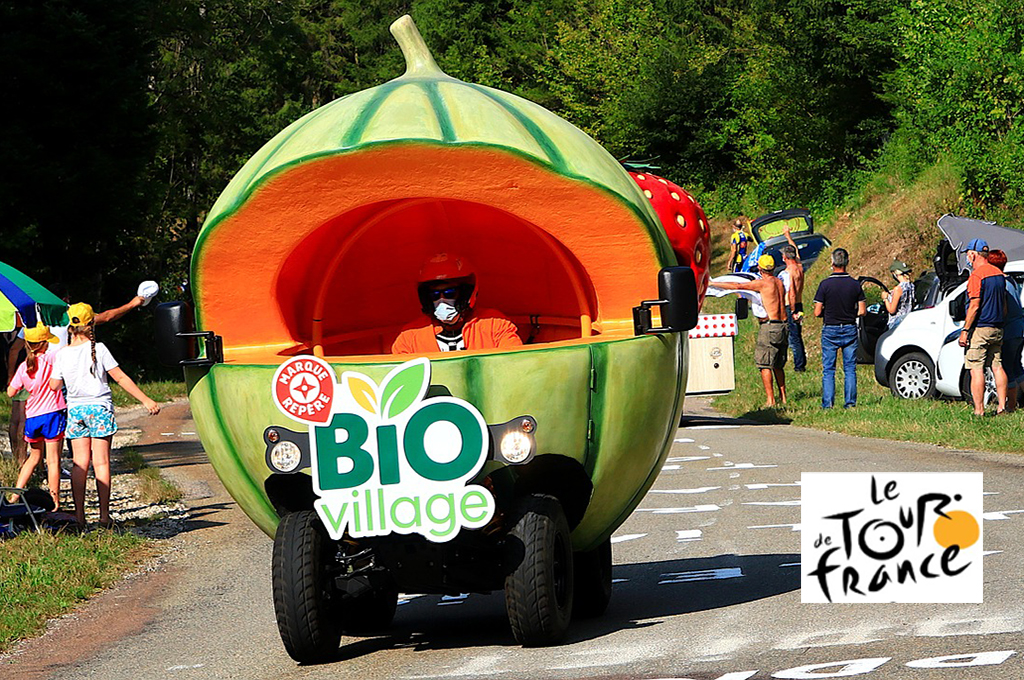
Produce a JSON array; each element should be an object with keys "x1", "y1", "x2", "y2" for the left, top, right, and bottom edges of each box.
[{"x1": 416, "y1": 253, "x2": 478, "y2": 315}]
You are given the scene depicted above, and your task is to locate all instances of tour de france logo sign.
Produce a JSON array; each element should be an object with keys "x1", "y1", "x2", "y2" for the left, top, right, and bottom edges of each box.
[
  {"x1": 801, "y1": 473, "x2": 982, "y2": 603},
  {"x1": 272, "y1": 356, "x2": 495, "y2": 543}
]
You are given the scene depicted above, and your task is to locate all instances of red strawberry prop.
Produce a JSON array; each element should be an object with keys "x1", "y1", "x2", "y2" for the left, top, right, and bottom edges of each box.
[{"x1": 628, "y1": 170, "x2": 711, "y2": 307}]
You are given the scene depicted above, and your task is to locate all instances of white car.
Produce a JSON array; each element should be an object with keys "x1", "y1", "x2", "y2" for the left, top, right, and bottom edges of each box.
[{"x1": 869, "y1": 215, "x2": 1024, "y2": 402}]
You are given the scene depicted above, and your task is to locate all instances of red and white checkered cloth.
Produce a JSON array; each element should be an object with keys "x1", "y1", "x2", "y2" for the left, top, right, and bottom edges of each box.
[{"x1": 687, "y1": 314, "x2": 738, "y2": 339}]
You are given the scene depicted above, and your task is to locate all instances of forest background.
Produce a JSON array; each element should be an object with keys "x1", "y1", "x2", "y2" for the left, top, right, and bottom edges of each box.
[{"x1": 2, "y1": 0, "x2": 1023, "y2": 376}]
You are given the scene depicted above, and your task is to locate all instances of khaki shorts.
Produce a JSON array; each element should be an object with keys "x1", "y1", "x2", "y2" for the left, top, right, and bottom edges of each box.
[
  {"x1": 755, "y1": 321, "x2": 788, "y2": 369},
  {"x1": 965, "y1": 326, "x2": 1003, "y2": 370}
]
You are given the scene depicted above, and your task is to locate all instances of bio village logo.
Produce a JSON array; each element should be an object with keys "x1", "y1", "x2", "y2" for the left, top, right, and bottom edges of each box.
[
  {"x1": 272, "y1": 356, "x2": 495, "y2": 543},
  {"x1": 801, "y1": 472, "x2": 983, "y2": 603}
]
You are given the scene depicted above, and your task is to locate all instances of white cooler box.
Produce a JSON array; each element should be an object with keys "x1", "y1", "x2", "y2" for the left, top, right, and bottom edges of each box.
[{"x1": 685, "y1": 314, "x2": 737, "y2": 395}]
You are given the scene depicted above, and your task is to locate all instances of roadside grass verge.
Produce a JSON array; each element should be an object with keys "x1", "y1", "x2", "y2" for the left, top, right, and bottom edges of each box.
[
  {"x1": 118, "y1": 447, "x2": 183, "y2": 505},
  {"x1": 111, "y1": 380, "x2": 186, "y2": 407},
  {"x1": 710, "y1": 315, "x2": 1024, "y2": 455},
  {"x1": 0, "y1": 530, "x2": 151, "y2": 653}
]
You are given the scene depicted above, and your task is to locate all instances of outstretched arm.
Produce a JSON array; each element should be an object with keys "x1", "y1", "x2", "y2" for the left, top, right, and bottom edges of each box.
[
  {"x1": 107, "y1": 366, "x2": 160, "y2": 414},
  {"x1": 94, "y1": 296, "x2": 145, "y2": 325}
]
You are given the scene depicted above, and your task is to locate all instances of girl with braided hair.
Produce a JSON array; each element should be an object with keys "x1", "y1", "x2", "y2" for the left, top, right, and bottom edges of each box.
[{"x1": 50, "y1": 303, "x2": 160, "y2": 528}]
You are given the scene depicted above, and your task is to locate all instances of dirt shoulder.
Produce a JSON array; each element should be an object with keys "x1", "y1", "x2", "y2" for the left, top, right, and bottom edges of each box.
[{"x1": 1, "y1": 401, "x2": 252, "y2": 678}]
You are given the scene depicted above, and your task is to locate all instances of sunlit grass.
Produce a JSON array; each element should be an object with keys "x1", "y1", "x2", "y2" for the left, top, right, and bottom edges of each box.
[{"x1": 711, "y1": 315, "x2": 1024, "y2": 455}]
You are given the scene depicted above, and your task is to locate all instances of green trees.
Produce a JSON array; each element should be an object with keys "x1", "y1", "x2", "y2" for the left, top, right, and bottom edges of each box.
[{"x1": 2, "y1": 0, "x2": 1022, "y2": 372}]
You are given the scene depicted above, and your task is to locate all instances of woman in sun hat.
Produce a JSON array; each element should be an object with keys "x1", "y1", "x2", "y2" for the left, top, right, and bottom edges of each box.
[
  {"x1": 50, "y1": 303, "x2": 160, "y2": 528},
  {"x1": 882, "y1": 259, "x2": 915, "y2": 329}
]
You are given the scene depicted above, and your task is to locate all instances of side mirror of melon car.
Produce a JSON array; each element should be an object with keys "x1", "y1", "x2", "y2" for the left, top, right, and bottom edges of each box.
[
  {"x1": 155, "y1": 301, "x2": 223, "y2": 367},
  {"x1": 632, "y1": 266, "x2": 700, "y2": 335}
]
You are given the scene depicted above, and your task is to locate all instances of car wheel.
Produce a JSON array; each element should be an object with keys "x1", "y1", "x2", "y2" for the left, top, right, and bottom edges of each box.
[
  {"x1": 272, "y1": 511, "x2": 342, "y2": 663},
  {"x1": 888, "y1": 352, "x2": 937, "y2": 399},
  {"x1": 505, "y1": 494, "x2": 574, "y2": 646}
]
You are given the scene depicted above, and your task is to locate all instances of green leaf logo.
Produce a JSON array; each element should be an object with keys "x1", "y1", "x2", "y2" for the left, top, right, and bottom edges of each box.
[{"x1": 381, "y1": 358, "x2": 429, "y2": 420}]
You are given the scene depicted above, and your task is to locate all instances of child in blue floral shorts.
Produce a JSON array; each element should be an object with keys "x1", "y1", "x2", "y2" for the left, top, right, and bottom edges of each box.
[{"x1": 50, "y1": 303, "x2": 160, "y2": 528}]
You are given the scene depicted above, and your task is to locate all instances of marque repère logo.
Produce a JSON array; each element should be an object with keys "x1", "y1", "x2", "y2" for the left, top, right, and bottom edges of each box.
[
  {"x1": 801, "y1": 472, "x2": 982, "y2": 603},
  {"x1": 272, "y1": 356, "x2": 495, "y2": 543}
]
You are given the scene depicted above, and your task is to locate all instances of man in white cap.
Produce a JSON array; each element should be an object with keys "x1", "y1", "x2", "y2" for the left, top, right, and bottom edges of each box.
[{"x1": 958, "y1": 238, "x2": 1008, "y2": 415}]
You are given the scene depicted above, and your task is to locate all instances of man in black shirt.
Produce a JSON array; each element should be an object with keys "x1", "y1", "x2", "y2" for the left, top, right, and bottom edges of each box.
[{"x1": 813, "y1": 248, "x2": 867, "y2": 408}]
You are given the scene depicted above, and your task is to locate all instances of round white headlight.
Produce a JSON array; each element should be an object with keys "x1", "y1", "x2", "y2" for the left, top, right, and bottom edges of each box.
[
  {"x1": 500, "y1": 430, "x2": 532, "y2": 464},
  {"x1": 270, "y1": 440, "x2": 302, "y2": 472}
]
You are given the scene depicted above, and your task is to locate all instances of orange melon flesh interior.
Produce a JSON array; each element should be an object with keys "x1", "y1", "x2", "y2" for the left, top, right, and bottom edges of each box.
[{"x1": 194, "y1": 144, "x2": 664, "y2": 362}]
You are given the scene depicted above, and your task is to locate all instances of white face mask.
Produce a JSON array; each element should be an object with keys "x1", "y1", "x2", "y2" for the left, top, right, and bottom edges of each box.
[{"x1": 433, "y1": 301, "x2": 459, "y2": 323}]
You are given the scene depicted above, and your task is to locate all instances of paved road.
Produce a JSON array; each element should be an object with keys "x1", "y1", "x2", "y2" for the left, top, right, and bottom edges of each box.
[{"x1": 12, "y1": 400, "x2": 1024, "y2": 679}]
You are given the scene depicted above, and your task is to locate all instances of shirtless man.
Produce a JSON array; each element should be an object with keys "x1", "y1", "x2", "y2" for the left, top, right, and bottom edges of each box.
[
  {"x1": 779, "y1": 233, "x2": 806, "y2": 372},
  {"x1": 713, "y1": 254, "x2": 789, "y2": 406}
]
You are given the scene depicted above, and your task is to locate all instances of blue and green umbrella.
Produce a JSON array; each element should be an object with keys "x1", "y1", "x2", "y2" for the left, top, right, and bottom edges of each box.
[{"x1": 0, "y1": 262, "x2": 67, "y2": 332}]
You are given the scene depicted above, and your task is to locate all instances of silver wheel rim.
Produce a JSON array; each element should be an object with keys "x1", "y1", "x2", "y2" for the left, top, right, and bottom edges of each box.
[
  {"x1": 984, "y1": 368, "x2": 997, "y2": 407},
  {"x1": 894, "y1": 360, "x2": 932, "y2": 399}
]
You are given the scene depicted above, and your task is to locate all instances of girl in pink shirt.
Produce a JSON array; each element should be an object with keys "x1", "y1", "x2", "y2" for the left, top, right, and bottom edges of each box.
[{"x1": 7, "y1": 323, "x2": 67, "y2": 511}]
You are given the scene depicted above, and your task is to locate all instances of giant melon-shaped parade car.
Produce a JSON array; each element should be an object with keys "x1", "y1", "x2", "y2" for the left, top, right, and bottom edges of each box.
[{"x1": 158, "y1": 15, "x2": 702, "y2": 662}]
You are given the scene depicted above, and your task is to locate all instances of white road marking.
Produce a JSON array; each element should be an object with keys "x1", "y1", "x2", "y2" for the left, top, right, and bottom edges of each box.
[
  {"x1": 714, "y1": 453, "x2": 724, "y2": 457},
  {"x1": 167, "y1": 665, "x2": 205, "y2": 671},
  {"x1": 746, "y1": 482, "x2": 800, "y2": 489},
  {"x1": 983, "y1": 509, "x2": 1024, "y2": 520},
  {"x1": 660, "y1": 567, "x2": 743, "y2": 584},
  {"x1": 698, "y1": 445, "x2": 711, "y2": 450},
  {"x1": 611, "y1": 533, "x2": 646, "y2": 544},
  {"x1": 180, "y1": 431, "x2": 196, "y2": 435},
  {"x1": 779, "y1": 562, "x2": 801, "y2": 568},
  {"x1": 674, "y1": 437, "x2": 695, "y2": 443},
  {"x1": 650, "y1": 487, "x2": 720, "y2": 494},
  {"x1": 749, "y1": 523, "x2": 801, "y2": 532},
  {"x1": 612, "y1": 578, "x2": 629, "y2": 584},
  {"x1": 708, "y1": 463, "x2": 779, "y2": 471},
  {"x1": 662, "y1": 465, "x2": 682, "y2": 471},
  {"x1": 160, "y1": 432, "x2": 175, "y2": 436},
  {"x1": 984, "y1": 550, "x2": 1003, "y2": 556},
  {"x1": 676, "y1": 529, "x2": 702, "y2": 542},
  {"x1": 686, "y1": 424, "x2": 740, "y2": 430},
  {"x1": 666, "y1": 456, "x2": 710, "y2": 463},
  {"x1": 637, "y1": 504, "x2": 720, "y2": 514},
  {"x1": 742, "y1": 500, "x2": 801, "y2": 506},
  {"x1": 984, "y1": 491, "x2": 1000, "y2": 495}
]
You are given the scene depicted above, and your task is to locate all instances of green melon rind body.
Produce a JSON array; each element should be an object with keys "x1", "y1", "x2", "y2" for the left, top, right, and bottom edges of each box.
[{"x1": 187, "y1": 335, "x2": 686, "y2": 550}]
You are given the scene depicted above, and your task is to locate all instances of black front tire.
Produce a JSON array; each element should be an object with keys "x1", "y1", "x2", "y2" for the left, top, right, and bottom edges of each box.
[
  {"x1": 888, "y1": 352, "x2": 937, "y2": 399},
  {"x1": 505, "y1": 494, "x2": 574, "y2": 646},
  {"x1": 272, "y1": 511, "x2": 342, "y2": 663},
  {"x1": 572, "y1": 537, "x2": 612, "y2": 618}
]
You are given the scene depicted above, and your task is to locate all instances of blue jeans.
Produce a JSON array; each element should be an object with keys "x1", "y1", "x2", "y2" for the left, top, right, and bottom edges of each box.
[
  {"x1": 822, "y1": 324, "x2": 859, "y2": 408},
  {"x1": 786, "y1": 307, "x2": 806, "y2": 371}
]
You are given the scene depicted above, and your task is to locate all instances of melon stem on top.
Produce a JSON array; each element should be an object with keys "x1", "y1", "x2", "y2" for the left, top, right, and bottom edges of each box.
[{"x1": 390, "y1": 15, "x2": 447, "y2": 79}]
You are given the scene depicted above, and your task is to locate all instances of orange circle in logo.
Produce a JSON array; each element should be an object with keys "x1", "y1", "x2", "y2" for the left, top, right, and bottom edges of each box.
[{"x1": 933, "y1": 510, "x2": 979, "y2": 549}]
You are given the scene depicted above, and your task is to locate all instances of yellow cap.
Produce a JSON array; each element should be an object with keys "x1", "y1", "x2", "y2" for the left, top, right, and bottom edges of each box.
[
  {"x1": 24, "y1": 321, "x2": 58, "y2": 344},
  {"x1": 67, "y1": 302, "x2": 95, "y2": 327},
  {"x1": 758, "y1": 253, "x2": 776, "y2": 270}
]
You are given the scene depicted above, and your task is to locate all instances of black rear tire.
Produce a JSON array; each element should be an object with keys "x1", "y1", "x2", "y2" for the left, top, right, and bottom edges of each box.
[
  {"x1": 572, "y1": 537, "x2": 612, "y2": 618},
  {"x1": 505, "y1": 494, "x2": 574, "y2": 646},
  {"x1": 272, "y1": 511, "x2": 342, "y2": 663}
]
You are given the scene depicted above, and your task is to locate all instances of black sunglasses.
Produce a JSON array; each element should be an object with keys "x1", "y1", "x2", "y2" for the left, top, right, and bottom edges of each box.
[{"x1": 429, "y1": 286, "x2": 460, "y2": 301}]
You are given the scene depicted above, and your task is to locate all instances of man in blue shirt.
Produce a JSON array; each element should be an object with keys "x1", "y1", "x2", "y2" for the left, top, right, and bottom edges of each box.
[{"x1": 813, "y1": 248, "x2": 866, "y2": 408}]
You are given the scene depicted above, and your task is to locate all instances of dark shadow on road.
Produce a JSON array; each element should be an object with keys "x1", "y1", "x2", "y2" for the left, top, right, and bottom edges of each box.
[
  {"x1": 315, "y1": 552, "x2": 799, "y2": 663},
  {"x1": 128, "y1": 440, "x2": 208, "y2": 469},
  {"x1": 680, "y1": 411, "x2": 786, "y2": 427},
  {"x1": 736, "y1": 408, "x2": 793, "y2": 425}
]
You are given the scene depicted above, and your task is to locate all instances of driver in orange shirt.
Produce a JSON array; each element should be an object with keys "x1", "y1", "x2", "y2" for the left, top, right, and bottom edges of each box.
[{"x1": 392, "y1": 253, "x2": 522, "y2": 354}]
